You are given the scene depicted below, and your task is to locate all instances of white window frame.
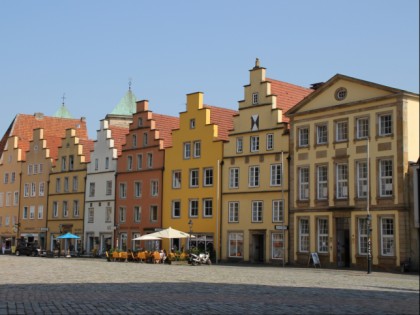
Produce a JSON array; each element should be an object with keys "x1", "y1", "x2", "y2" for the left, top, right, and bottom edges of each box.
[
  {"x1": 271, "y1": 232, "x2": 284, "y2": 260},
  {"x1": 137, "y1": 154, "x2": 143, "y2": 170},
  {"x1": 172, "y1": 200, "x2": 181, "y2": 218},
  {"x1": 189, "y1": 199, "x2": 199, "y2": 217},
  {"x1": 249, "y1": 166, "x2": 260, "y2": 187},
  {"x1": 336, "y1": 163, "x2": 348, "y2": 199},
  {"x1": 147, "y1": 153, "x2": 153, "y2": 168},
  {"x1": 317, "y1": 218, "x2": 329, "y2": 253},
  {"x1": 381, "y1": 217, "x2": 395, "y2": 256},
  {"x1": 73, "y1": 200, "x2": 79, "y2": 217},
  {"x1": 151, "y1": 180, "x2": 158, "y2": 197},
  {"x1": 250, "y1": 136, "x2": 259, "y2": 152},
  {"x1": 335, "y1": 120, "x2": 348, "y2": 142},
  {"x1": 252, "y1": 92, "x2": 259, "y2": 105},
  {"x1": 379, "y1": 159, "x2": 393, "y2": 197},
  {"x1": 203, "y1": 168, "x2": 213, "y2": 187},
  {"x1": 298, "y1": 127, "x2": 309, "y2": 147},
  {"x1": 316, "y1": 124, "x2": 328, "y2": 145},
  {"x1": 298, "y1": 167, "x2": 309, "y2": 200},
  {"x1": 189, "y1": 169, "x2": 199, "y2": 188},
  {"x1": 270, "y1": 164, "x2": 282, "y2": 186},
  {"x1": 356, "y1": 161, "x2": 368, "y2": 198},
  {"x1": 299, "y1": 218, "x2": 310, "y2": 252},
  {"x1": 236, "y1": 137, "x2": 243, "y2": 153},
  {"x1": 134, "y1": 206, "x2": 141, "y2": 223},
  {"x1": 229, "y1": 168, "x2": 239, "y2": 189},
  {"x1": 272, "y1": 199, "x2": 284, "y2": 222},
  {"x1": 228, "y1": 232, "x2": 244, "y2": 257},
  {"x1": 119, "y1": 183, "x2": 127, "y2": 199},
  {"x1": 358, "y1": 217, "x2": 368, "y2": 255},
  {"x1": 184, "y1": 142, "x2": 191, "y2": 159},
  {"x1": 134, "y1": 181, "x2": 142, "y2": 198},
  {"x1": 172, "y1": 171, "x2": 181, "y2": 189},
  {"x1": 356, "y1": 117, "x2": 369, "y2": 139},
  {"x1": 203, "y1": 198, "x2": 213, "y2": 217},
  {"x1": 193, "y1": 141, "x2": 201, "y2": 158},
  {"x1": 251, "y1": 200, "x2": 263, "y2": 222},
  {"x1": 378, "y1": 113, "x2": 392, "y2": 136},
  {"x1": 266, "y1": 133, "x2": 274, "y2": 150},
  {"x1": 37, "y1": 205, "x2": 43, "y2": 219},
  {"x1": 228, "y1": 201, "x2": 239, "y2": 223},
  {"x1": 317, "y1": 165, "x2": 328, "y2": 200}
]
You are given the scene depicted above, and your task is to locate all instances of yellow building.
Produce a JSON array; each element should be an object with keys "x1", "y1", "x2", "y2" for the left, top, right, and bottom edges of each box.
[
  {"x1": 286, "y1": 74, "x2": 419, "y2": 271},
  {"x1": 221, "y1": 60, "x2": 312, "y2": 264},
  {"x1": 47, "y1": 128, "x2": 93, "y2": 254},
  {"x1": 162, "y1": 92, "x2": 236, "y2": 259}
]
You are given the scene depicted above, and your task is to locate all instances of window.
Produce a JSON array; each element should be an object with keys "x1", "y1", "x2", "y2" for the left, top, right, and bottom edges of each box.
[
  {"x1": 317, "y1": 218, "x2": 329, "y2": 253},
  {"x1": 5, "y1": 192, "x2": 11, "y2": 206},
  {"x1": 251, "y1": 200, "x2": 263, "y2": 222},
  {"x1": 193, "y1": 141, "x2": 201, "y2": 158},
  {"x1": 358, "y1": 217, "x2": 368, "y2": 255},
  {"x1": 33, "y1": 164, "x2": 38, "y2": 174},
  {"x1": 228, "y1": 201, "x2": 239, "y2": 223},
  {"x1": 61, "y1": 156, "x2": 67, "y2": 171},
  {"x1": 190, "y1": 119, "x2": 195, "y2": 129},
  {"x1": 336, "y1": 121, "x2": 348, "y2": 142},
  {"x1": 13, "y1": 191, "x2": 18, "y2": 205},
  {"x1": 105, "y1": 207, "x2": 112, "y2": 223},
  {"x1": 37, "y1": 205, "x2": 43, "y2": 219},
  {"x1": 132, "y1": 134, "x2": 137, "y2": 148},
  {"x1": 64, "y1": 177, "x2": 69, "y2": 192},
  {"x1": 270, "y1": 164, "x2": 282, "y2": 186},
  {"x1": 336, "y1": 164, "x2": 348, "y2": 199},
  {"x1": 134, "y1": 206, "x2": 141, "y2": 222},
  {"x1": 266, "y1": 134, "x2": 274, "y2": 150},
  {"x1": 11, "y1": 172, "x2": 15, "y2": 183},
  {"x1": 143, "y1": 132, "x2": 148, "y2": 146},
  {"x1": 39, "y1": 163, "x2": 44, "y2": 173},
  {"x1": 63, "y1": 201, "x2": 68, "y2": 217},
  {"x1": 249, "y1": 166, "x2": 260, "y2": 187},
  {"x1": 356, "y1": 161, "x2": 368, "y2": 198},
  {"x1": 134, "y1": 181, "x2": 142, "y2": 198},
  {"x1": 88, "y1": 208, "x2": 94, "y2": 223},
  {"x1": 30, "y1": 183, "x2": 36, "y2": 197},
  {"x1": 151, "y1": 180, "x2": 158, "y2": 197},
  {"x1": 236, "y1": 137, "x2": 243, "y2": 153},
  {"x1": 105, "y1": 157, "x2": 109, "y2": 170},
  {"x1": 379, "y1": 113, "x2": 392, "y2": 136},
  {"x1": 119, "y1": 207, "x2": 126, "y2": 223},
  {"x1": 356, "y1": 117, "x2": 369, "y2": 139},
  {"x1": 381, "y1": 217, "x2": 394, "y2": 256},
  {"x1": 135, "y1": 154, "x2": 142, "y2": 170},
  {"x1": 250, "y1": 136, "x2": 259, "y2": 152},
  {"x1": 39, "y1": 182, "x2": 45, "y2": 196},
  {"x1": 24, "y1": 184, "x2": 29, "y2": 197},
  {"x1": 0, "y1": 192, "x2": 3, "y2": 207},
  {"x1": 252, "y1": 92, "x2": 259, "y2": 105},
  {"x1": 189, "y1": 199, "x2": 199, "y2": 217},
  {"x1": 299, "y1": 167, "x2": 309, "y2": 200},
  {"x1": 172, "y1": 200, "x2": 181, "y2": 218},
  {"x1": 28, "y1": 206, "x2": 34, "y2": 219},
  {"x1": 317, "y1": 165, "x2": 328, "y2": 200},
  {"x1": 203, "y1": 168, "x2": 213, "y2": 187},
  {"x1": 150, "y1": 205, "x2": 158, "y2": 222},
  {"x1": 106, "y1": 180, "x2": 112, "y2": 196},
  {"x1": 55, "y1": 178, "x2": 61, "y2": 193},
  {"x1": 73, "y1": 200, "x2": 79, "y2": 217},
  {"x1": 316, "y1": 124, "x2": 328, "y2": 144},
  {"x1": 184, "y1": 142, "x2": 191, "y2": 159},
  {"x1": 272, "y1": 232, "x2": 284, "y2": 260},
  {"x1": 172, "y1": 171, "x2": 181, "y2": 188},
  {"x1": 272, "y1": 199, "x2": 284, "y2": 222},
  {"x1": 119, "y1": 183, "x2": 127, "y2": 199},
  {"x1": 379, "y1": 159, "x2": 393, "y2": 197},
  {"x1": 299, "y1": 218, "x2": 310, "y2": 252},
  {"x1": 23, "y1": 206, "x2": 28, "y2": 219},
  {"x1": 228, "y1": 232, "x2": 244, "y2": 257},
  {"x1": 298, "y1": 127, "x2": 309, "y2": 147},
  {"x1": 127, "y1": 156, "x2": 133, "y2": 170},
  {"x1": 229, "y1": 168, "x2": 239, "y2": 189},
  {"x1": 147, "y1": 153, "x2": 153, "y2": 168},
  {"x1": 89, "y1": 182, "x2": 95, "y2": 197},
  {"x1": 3, "y1": 173, "x2": 8, "y2": 184},
  {"x1": 94, "y1": 158, "x2": 99, "y2": 171},
  {"x1": 203, "y1": 199, "x2": 213, "y2": 217},
  {"x1": 53, "y1": 202, "x2": 58, "y2": 217},
  {"x1": 28, "y1": 164, "x2": 33, "y2": 175},
  {"x1": 190, "y1": 169, "x2": 199, "y2": 187},
  {"x1": 335, "y1": 87, "x2": 347, "y2": 101},
  {"x1": 138, "y1": 117, "x2": 143, "y2": 127},
  {"x1": 69, "y1": 155, "x2": 74, "y2": 170},
  {"x1": 73, "y1": 176, "x2": 78, "y2": 192}
]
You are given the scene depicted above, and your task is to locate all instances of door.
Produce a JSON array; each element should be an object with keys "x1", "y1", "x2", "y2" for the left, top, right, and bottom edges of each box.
[
  {"x1": 336, "y1": 218, "x2": 350, "y2": 267},
  {"x1": 251, "y1": 233, "x2": 264, "y2": 263}
]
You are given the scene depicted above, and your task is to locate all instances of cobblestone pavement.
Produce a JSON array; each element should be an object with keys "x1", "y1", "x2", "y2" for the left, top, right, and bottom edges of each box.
[{"x1": 0, "y1": 255, "x2": 418, "y2": 314}]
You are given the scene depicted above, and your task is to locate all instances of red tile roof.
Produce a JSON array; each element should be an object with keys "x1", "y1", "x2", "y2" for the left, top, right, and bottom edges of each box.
[
  {"x1": 204, "y1": 105, "x2": 238, "y2": 141},
  {"x1": 79, "y1": 138, "x2": 94, "y2": 163},
  {"x1": 108, "y1": 125, "x2": 129, "y2": 156},
  {"x1": 5, "y1": 114, "x2": 90, "y2": 161},
  {"x1": 153, "y1": 114, "x2": 180, "y2": 148},
  {"x1": 267, "y1": 78, "x2": 313, "y2": 123}
]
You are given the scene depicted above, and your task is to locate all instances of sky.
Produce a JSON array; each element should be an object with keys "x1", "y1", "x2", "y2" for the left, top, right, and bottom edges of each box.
[{"x1": 1, "y1": 0, "x2": 418, "y2": 139}]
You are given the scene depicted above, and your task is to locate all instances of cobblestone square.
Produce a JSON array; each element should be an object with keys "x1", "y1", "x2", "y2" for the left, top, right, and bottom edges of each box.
[{"x1": 0, "y1": 256, "x2": 418, "y2": 314}]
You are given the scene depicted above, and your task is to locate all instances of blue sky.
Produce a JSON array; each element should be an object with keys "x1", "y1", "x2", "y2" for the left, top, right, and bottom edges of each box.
[{"x1": 1, "y1": 0, "x2": 418, "y2": 138}]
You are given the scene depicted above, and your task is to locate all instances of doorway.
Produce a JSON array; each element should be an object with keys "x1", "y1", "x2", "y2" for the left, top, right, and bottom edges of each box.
[
  {"x1": 336, "y1": 218, "x2": 350, "y2": 267},
  {"x1": 251, "y1": 233, "x2": 264, "y2": 263}
]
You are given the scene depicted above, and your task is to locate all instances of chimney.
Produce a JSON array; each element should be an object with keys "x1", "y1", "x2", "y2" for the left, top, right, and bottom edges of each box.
[
  {"x1": 34, "y1": 112, "x2": 44, "y2": 119},
  {"x1": 310, "y1": 82, "x2": 324, "y2": 90}
]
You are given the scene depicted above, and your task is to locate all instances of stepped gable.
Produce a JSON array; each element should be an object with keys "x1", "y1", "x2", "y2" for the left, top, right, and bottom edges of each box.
[
  {"x1": 79, "y1": 138, "x2": 94, "y2": 163},
  {"x1": 153, "y1": 113, "x2": 180, "y2": 148},
  {"x1": 8, "y1": 114, "x2": 89, "y2": 161},
  {"x1": 108, "y1": 125, "x2": 129, "y2": 156},
  {"x1": 204, "y1": 105, "x2": 237, "y2": 141},
  {"x1": 268, "y1": 78, "x2": 313, "y2": 123}
]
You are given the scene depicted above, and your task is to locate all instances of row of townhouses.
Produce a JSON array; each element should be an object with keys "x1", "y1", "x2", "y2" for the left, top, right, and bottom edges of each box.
[{"x1": 0, "y1": 60, "x2": 419, "y2": 271}]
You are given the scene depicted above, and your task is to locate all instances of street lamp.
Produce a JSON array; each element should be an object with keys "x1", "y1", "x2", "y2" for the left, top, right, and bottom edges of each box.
[{"x1": 188, "y1": 219, "x2": 193, "y2": 252}]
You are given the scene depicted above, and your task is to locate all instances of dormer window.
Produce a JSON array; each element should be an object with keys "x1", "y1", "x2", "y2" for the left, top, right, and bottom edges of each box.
[{"x1": 252, "y1": 93, "x2": 259, "y2": 105}]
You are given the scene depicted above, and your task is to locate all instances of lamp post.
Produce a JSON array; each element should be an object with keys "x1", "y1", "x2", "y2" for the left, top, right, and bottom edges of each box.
[
  {"x1": 188, "y1": 219, "x2": 193, "y2": 252},
  {"x1": 366, "y1": 137, "x2": 372, "y2": 274}
]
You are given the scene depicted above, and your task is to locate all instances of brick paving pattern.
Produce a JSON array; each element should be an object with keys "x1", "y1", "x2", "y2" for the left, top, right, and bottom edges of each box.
[{"x1": 0, "y1": 255, "x2": 418, "y2": 314}]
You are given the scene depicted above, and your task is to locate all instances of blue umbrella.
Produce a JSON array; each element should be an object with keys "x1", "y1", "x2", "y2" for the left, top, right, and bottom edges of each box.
[{"x1": 56, "y1": 232, "x2": 80, "y2": 239}]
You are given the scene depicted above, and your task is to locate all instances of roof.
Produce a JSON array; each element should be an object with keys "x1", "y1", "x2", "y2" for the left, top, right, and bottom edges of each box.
[
  {"x1": 267, "y1": 78, "x2": 313, "y2": 123},
  {"x1": 204, "y1": 105, "x2": 238, "y2": 141},
  {"x1": 110, "y1": 89, "x2": 137, "y2": 115},
  {"x1": 1, "y1": 113, "x2": 89, "y2": 161},
  {"x1": 108, "y1": 125, "x2": 129, "y2": 156},
  {"x1": 153, "y1": 114, "x2": 180, "y2": 148},
  {"x1": 53, "y1": 105, "x2": 73, "y2": 118},
  {"x1": 79, "y1": 138, "x2": 94, "y2": 163}
]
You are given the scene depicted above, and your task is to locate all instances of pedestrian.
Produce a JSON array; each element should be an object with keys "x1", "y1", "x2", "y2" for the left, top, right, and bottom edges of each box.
[{"x1": 1, "y1": 242, "x2": 5, "y2": 254}]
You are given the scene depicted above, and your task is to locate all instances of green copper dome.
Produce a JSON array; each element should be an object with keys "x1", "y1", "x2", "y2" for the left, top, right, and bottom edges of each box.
[
  {"x1": 110, "y1": 88, "x2": 137, "y2": 115},
  {"x1": 54, "y1": 104, "x2": 73, "y2": 118}
]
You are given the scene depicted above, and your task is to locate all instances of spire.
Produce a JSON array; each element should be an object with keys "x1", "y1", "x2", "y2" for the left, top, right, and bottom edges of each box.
[
  {"x1": 110, "y1": 80, "x2": 137, "y2": 115},
  {"x1": 53, "y1": 93, "x2": 73, "y2": 118}
]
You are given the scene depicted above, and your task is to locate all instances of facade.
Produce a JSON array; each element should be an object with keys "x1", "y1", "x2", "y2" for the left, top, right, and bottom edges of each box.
[
  {"x1": 221, "y1": 60, "x2": 313, "y2": 264},
  {"x1": 115, "y1": 100, "x2": 179, "y2": 251},
  {"x1": 162, "y1": 92, "x2": 236, "y2": 259},
  {"x1": 0, "y1": 113, "x2": 89, "y2": 253},
  {"x1": 47, "y1": 128, "x2": 93, "y2": 253},
  {"x1": 286, "y1": 74, "x2": 419, "y2": 271},
  {"x1": 84, "y1": 120, "x2": 128, "y2": 255}
]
